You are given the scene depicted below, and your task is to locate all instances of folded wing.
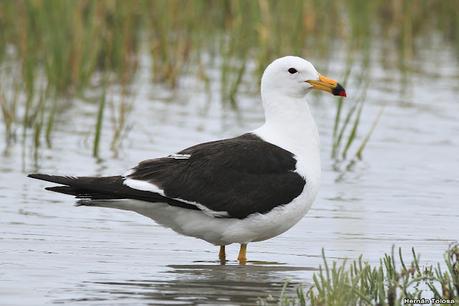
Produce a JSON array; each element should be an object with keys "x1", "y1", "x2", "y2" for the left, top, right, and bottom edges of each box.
[
  {"x1": 124, "y1": 133, "x2": 306, "y2": 219},
  {"x1": 29, "y1": 133, "x2": 306, "y2": 219}
]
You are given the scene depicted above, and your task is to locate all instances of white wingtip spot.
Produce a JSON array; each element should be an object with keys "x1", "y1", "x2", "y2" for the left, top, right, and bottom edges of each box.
[
  {"x1": 195, "y1": 203, "x2": 230, "y2": 218},
  {"x1": 124, "y1": 179, "x2": 165, "y2": 196},
  {"x1": 172, "y1": 197, "x2": 229, "y2": 218},
  {"x1": 167, "y1": 153, "x2": 191, "y2": 160}
]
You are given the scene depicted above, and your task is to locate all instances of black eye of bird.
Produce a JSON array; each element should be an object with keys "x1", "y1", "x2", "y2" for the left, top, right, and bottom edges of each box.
[{"x1": 288, "y1": 68, "x2": 297, "y2": 74}]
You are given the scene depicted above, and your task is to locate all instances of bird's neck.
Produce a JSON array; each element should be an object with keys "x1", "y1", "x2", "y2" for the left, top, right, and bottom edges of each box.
[
  {"x1": 257, "y1": 92, "x2": 319, "y2": 144},
  {"x1": 254, "y1": 91, "x2": 321, "y2": 181}
]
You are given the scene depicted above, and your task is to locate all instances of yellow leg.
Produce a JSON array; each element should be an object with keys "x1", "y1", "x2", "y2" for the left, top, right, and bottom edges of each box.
[
  {"x1": 219, "y1": 245, "x2": 226, "y2": 262},
  {"x1": 237, "y1": 243, "x2": 247, "y2": 264}
]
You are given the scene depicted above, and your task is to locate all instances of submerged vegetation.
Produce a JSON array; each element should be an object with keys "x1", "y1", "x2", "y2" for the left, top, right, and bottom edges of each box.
[
  {"x1": 0, "y1": 0, "x2": 458, "y2": 157},
  {"x1": 259, "y1": 244, "x2": 459, "y2": 306}
]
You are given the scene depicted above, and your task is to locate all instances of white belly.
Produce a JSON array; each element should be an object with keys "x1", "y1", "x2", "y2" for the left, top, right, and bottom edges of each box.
[
  {"x1": 94, "y1": 155, "x2": 320, "y2": 246},
  {"x1": 97, "y1": 180, "x2": 316, "y2": 246}
]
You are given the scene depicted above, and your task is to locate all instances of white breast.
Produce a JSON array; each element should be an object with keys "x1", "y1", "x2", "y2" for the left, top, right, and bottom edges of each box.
[{"x1": 229, "y1": 101, "x2": 322, "y2": 243}]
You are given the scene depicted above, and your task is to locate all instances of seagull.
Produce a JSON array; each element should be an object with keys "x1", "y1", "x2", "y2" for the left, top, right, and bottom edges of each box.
[{"x1": 28, "y1": 56, "x2": 346, "y2": 263}]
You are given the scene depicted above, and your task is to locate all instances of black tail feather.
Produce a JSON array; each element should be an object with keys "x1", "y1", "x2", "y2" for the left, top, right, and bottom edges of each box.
[
  {"x1": 28, "y1": 173, "x2": 169, "y2": 204},
  {"x1": 45, "y1": 186, "x2": 125, "y2": 200},
  {"x1": 29, "y1": 173, "x2": 199, "y2": 211},
  {"x1": 45, "y1": 186, "x2": 80, "y2": 196},
  {"x1": 28, "y1": 174, "x2": 78, "y2": 186},
  {"x1": 28, "y1": 174, "x2": 125, "y2": 200}
]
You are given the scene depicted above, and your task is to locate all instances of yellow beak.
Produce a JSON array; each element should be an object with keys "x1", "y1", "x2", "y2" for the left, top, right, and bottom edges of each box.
[{"x1": 306, "y1": 75, "x2": 347, "y2": 97}]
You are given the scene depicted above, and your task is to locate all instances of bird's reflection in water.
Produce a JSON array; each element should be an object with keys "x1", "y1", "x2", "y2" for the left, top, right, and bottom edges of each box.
[{"x1": 80, "y1": 262, "x2": 315, "y2": 305}]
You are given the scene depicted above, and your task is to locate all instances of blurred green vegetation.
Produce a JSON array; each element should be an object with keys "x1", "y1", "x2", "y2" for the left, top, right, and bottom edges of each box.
[{"x1": 0, "y1": 0, "x2": 458, "y2": 155}]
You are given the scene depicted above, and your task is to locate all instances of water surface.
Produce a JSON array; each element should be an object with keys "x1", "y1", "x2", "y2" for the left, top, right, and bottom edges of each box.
[{"x1": 1, "y1": 44, "x2": 459, "y2": 305}]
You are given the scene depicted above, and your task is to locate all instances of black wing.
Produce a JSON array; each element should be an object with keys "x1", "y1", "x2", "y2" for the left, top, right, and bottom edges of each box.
[
  {"x1": 126, "y1": 133, "x2": 306, "y2": 219},
  {"x1": 29, "y1": 133, "x2": 306, "y2": 219}
]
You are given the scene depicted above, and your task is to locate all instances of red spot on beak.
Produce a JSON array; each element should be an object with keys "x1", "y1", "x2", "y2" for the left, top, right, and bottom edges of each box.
[{"x1": 332, "y1": 83, "x2": 347, "y2": 98}]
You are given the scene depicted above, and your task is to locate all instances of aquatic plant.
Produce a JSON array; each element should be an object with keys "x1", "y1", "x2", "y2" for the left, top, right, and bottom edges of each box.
[
  {"x1": 258, "y1": 244, "x2": 459, "y2": 306},
  {"x1": 0, "y1": 0, "x2": 458, "y2": 155}
]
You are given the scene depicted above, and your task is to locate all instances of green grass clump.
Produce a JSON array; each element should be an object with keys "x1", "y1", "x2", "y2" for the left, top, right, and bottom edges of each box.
[
  {"x1": 259, "y1": 244, "x2": 459, "y2": 306},
  {"x1": 1, "y1": 0, "x2": 458, "y2": 155}
]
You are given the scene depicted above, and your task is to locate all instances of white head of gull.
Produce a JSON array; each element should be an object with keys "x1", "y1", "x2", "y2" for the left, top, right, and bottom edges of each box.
[{"x1": 28, "y1": 56, "x2": 346, "y2": 264}]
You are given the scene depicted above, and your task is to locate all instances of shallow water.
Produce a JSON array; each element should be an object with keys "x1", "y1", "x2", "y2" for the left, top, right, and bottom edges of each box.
[{"x1": 1, "y1": 44, "x2": 459, "y2": 305}]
